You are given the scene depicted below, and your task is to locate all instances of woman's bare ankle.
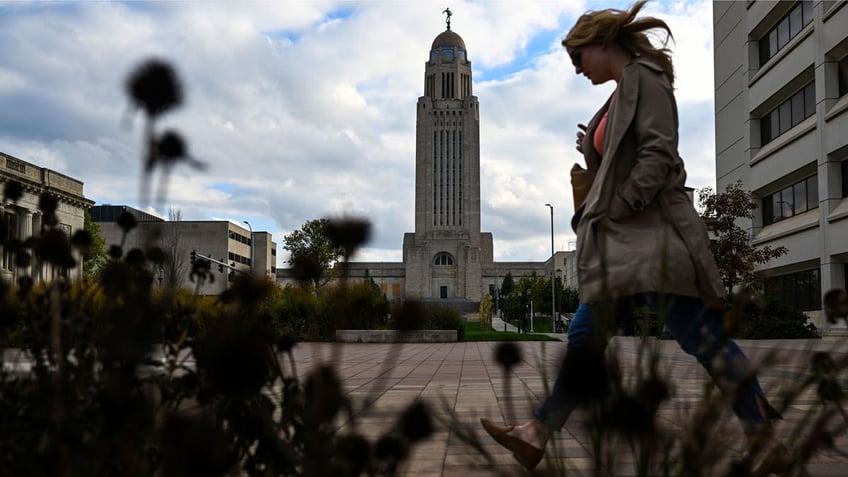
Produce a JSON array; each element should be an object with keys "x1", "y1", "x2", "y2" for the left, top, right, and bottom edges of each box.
[{"x1": 509, "y1": 420, "x2": 549, "y2": 449}]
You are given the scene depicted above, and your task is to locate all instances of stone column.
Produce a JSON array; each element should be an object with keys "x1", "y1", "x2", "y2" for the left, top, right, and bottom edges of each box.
[
  {"x1": 31, "y1": 212, "x2": 43, "y2": 283},
  {"x1": 18, "y1": 210, "x2": 33, "y2": 279}
]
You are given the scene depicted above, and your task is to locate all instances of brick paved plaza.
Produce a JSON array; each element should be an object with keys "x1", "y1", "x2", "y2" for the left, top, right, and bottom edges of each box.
[{"x1": 290, "y1": 338, "x2": 848, "y2": 476}]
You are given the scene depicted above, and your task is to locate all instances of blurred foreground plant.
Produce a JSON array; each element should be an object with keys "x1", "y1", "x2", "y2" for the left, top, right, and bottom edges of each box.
[{"x1": 0, "y1": 58, "x2": 436, "y2": 477}]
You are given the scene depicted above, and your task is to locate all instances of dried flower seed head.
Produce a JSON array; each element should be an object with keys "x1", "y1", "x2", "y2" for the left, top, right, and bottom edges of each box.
[
  {"x1": 116, "y1": 211, "x2": 138, "y2": 233},
  {"x1": 218, "y1": 274, "x2": 274, "y2": 309},
  {"x1": 108, "y1": 244, "x2": 123, "y2": 259},
  {"x1": 324, "y1": 217, "x2": 371, "y2": 259},
  {"x1": 36, "y1": 228, "x2": 75, "y2": 268},
  {"x1": 14, "y1": 250, "x2": 30, "y2": 269},
  {"x1": 291, "y1": 252, "x2": 323, "y2": 286},
  {"x1": 391, "y1": 300, "x2": 426, "y2": 331},
  {"x1": 600, "y1": 393, "x2": 655, "y2": 436},
  {"x1": 16, "y1": 275, "x2": 33, "y2": 294},
  {"x1": 811, "y1": 352, "x2": 837, "y2": 377},
  {"x1": 823, "y1": 289, "x2": 848, "y2": 323},
  {"x1": 397, "y1": 400, "x2": 434, "y2": 443},
  {"x1": 333, "y1": 434, "x2": 372, "y2": 476},
  {"x1": 146, "y1": 246, "x2": 167, "y2": 264},
  {"x1": 189, "y1": 258, "x2": 213, "y2": 284},
  {"x1": 159, "y1": 413, "x2": 235, "y2": 477},
  {"x1": 194, "y1": 321, "x2": 272, "y2": 398},
  {"x1": 124, "y1": 248, "x2": 146, "y2": 267},
  {"x1": 494, "y1": 342, "x2": 522, "y2": 371},
  {"x1": 3, "y1": 181, "x2": 23, "y2": 203},
  {"x1": 71, "y1": 230, "x2": 92, "y2": 251},
  {"x1": 156, "y1": 130, "x2": 187, "y2": 162},
  {"x1": 38, "y1": 193, "x2": 59, "y2": 226},
  {"x1": 375, "y1": 433, "x2": 409, "y2": 471},
  {"x1": 817, "y1": 378, "x2": 844, "y2": 402},
  {"x1": 276, "y1": 335, "x2": 297, "y2": 354},
  {"x1": 126, "y1": 58, "x2": 183, "y2": 118},
  {"x1": 304, "y1": 365, "x2": 344, "y2": 425},
  {"x1": 638, "y1": 376, "x2": 671, "y2": 409},
  {"x1": 38, "y1": 193, "x2": 58, "y2": 214}
]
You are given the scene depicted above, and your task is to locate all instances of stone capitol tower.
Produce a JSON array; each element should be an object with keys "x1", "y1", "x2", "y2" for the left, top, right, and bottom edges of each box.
[{"x1": 402, "y1": 11, "x2": 495, "y2": 303}]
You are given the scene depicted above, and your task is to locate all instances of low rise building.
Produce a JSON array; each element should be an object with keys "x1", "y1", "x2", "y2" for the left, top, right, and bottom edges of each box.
[{"x1": 1, "y1": 151, "x2": 94, "y2": 285}]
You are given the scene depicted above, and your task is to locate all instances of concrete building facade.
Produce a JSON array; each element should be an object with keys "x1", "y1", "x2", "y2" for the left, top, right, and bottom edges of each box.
[
  {"x1": 713, "y1": 0, "x2": 848, "y2": 332},
  {"x1": 92, "y1": 205, "x2": 277, "y2": 295},
  {"x1": 1, "y1": 151, "x2": 94, "y2": 285}
]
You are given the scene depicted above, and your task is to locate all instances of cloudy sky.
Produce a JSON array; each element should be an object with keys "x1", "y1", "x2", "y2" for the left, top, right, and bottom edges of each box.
[{"x1": 0, "y1": 0, "x2": 716, "y2": 267}]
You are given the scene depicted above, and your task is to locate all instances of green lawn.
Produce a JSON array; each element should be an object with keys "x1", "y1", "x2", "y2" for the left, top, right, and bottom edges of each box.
[{"x1": 463, "y1": 321, "x2": 560, "y2": 342}]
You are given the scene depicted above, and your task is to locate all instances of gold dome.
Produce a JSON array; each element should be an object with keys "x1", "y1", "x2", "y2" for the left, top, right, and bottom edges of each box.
[{"x1": 431, "y1": 30, "x2": 466, "y2": 50}]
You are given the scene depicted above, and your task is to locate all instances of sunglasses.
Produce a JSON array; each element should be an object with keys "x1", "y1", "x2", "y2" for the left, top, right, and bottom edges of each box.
[{"x1": 569, "y1": 48, "x2": 583, "y2": 68}]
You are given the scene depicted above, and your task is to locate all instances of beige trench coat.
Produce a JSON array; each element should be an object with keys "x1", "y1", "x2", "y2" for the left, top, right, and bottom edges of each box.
[{"x1": 575, "y1": 58, "x2": 725, "y2": 309}]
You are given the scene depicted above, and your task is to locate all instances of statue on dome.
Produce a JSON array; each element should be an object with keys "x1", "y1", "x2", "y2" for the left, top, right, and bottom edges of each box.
[{"x1": 443, "y1": 7, "x2": 452, "y2": 30}]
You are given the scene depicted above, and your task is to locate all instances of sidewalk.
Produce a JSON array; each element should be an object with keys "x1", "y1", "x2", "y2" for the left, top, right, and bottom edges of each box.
[
  {"x1": 489, "y1": 311, "x2": 568, "y2": 341},
  {"x1": 489, "y1": 311, "x2": 518, "y2": 333},
  {"x1": 291, "y1": 338, "x2": 848, "y2": 476}
]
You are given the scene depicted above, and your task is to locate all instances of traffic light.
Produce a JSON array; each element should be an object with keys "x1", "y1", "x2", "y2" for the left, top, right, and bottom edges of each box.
[
  {"x1": 218, "y1": 259, "x2": 224, "y2": 273},
  {"x1": 190, "y1": 250, "x2": 196, "y2": 264}
]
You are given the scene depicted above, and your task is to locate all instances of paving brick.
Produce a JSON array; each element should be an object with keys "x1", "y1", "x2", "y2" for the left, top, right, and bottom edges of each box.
[{"x1": 288, "y1": 338, "x2": 848, "y2": 475}]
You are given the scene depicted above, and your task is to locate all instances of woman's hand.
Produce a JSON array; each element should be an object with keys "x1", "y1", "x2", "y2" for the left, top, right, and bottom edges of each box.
[{"x1": 576, "y1": 123, "x2": 587, "y2": 153}]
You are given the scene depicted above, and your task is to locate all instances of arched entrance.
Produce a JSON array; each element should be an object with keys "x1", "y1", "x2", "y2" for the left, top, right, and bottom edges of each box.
[{"x1": 431, "y1": 252, "x2": 457, "y2": 299}]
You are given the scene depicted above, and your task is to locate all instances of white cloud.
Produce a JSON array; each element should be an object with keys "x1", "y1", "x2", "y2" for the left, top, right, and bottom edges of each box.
[{"x1": 0, "y1": 0, "x2": 716, "y2": 266}]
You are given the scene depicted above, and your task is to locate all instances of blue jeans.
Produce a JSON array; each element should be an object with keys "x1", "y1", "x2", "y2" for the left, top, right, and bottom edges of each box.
[{"x1": 534, "y1": 294, "x2": 777, "y2": 435}]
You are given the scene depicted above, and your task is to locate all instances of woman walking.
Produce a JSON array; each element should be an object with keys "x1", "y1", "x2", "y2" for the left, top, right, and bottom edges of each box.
[{"x1": 481, "y1": 1, "x2": 782, "y2": 472}]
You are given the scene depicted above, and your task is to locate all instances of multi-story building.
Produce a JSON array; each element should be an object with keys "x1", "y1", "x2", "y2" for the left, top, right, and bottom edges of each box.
[
  {"x1": 92, "y1": 205, "x2": 277, "y2": 295},
  {"x1": 713, "y1": 1, "x2": 848, "y2": 332},
  {"x1": 1, "y1": 151, "x2": 94, "y2": 285}
]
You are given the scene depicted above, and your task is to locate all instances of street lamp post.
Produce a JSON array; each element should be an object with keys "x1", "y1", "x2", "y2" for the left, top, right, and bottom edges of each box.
[
  {"x1": 545, "y1": 203, "x2": 555, "y2": 332},
  {"x1": 243, "y1": 220, "x2": 253, "y2": 275}
]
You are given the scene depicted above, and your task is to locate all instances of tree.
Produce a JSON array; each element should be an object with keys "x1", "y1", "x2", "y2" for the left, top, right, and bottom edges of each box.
[
  {"x1": 560, "y1": 286, "x2": 579, "y2": 314},
  {"x1": 82, "y1": 211, "x2": 108, "y2": 280},
  {"x1": 698, "y1": 181, "x2": 788, "y2": 295},
  {"x1": 283, "y1": 218, "x2": 345, "y2": 291},
  {"x1": 161, "y1": 208, "x2": 188, "y2": 288}
]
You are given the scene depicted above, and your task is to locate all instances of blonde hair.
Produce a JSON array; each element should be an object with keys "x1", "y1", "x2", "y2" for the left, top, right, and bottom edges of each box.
[{"x1": 562, "y1": 0, "x2": 675, "y2": 86}]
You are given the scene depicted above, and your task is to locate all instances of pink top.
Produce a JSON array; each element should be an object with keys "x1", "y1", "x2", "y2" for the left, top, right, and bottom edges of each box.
[
  {"x1": 593, "y1": 92, "x2": 616, "y2": 156},
  {"x1": 593, "y1": 111, "x2": 609, "y2": 156}
]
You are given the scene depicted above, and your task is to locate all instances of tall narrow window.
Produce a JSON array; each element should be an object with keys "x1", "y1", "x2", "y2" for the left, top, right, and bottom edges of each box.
[
  {"x1": 762, "y1": 174, "x2": 819, "y2": 225},
  {"x1": 839, "y1": 55, "x2": 848, "y2": 97},
  {"x1": 760, "y1": 82, "x2": 815, "y2": 145},
  {"x1": 842, "y1": 160, "x2": 848, "y2": 197},
  {"x1": 759, "y1": 1, "x2": 814, "y2": 66}
]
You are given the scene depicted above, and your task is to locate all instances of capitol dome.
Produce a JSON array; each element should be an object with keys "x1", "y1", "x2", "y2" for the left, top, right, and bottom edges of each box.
[{"x1": 431, "y1": 30, "x2": 466, "y2": 51}]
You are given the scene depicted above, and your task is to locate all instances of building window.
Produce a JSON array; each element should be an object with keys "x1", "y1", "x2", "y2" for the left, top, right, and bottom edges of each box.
[
  {"x1": 60, "y1": 223, "x2": 72, "y2": 236},
  {"x1": 759, "y1": 1, "x2": 814, "y2": 67},
  {"x1": 839, "y1": 55, "x2": 848, "y2": 98},
  {"x1": 762, "y1": 175, "x2": 818, "y2": 225},
  {"x1": 760, "y1": 82, "x2": 815, "y2": 145},
  {"x1": 392, "y1": 283, "x2": 401, "y2": 296},
  {"x1": 4, "y1": 157, "x2": 26, "y2": 174},
  {"x1": 842, "y1": 160, "x2": 848, "y2": 197},
  {"x1": 764, "y1": 268, "x2": 821, "y2": 311},
  {"x1": 434, "y1": 253, "x2": 454, "y2": 266}
]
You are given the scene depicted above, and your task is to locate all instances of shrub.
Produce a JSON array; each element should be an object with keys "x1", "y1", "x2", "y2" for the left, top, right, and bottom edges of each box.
[
  {"x1": 263, "y1": 284, "x2": 321, "y2": 341},
  {"x1": 735, "y1": 294, "x2": 819, "y2": 339},
  {"x1": 322, "y1": 281, "x2": 390, "y2": 332},
  {"x1": 423, "y1": 303, "x2": 464, "y2": 341}
]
